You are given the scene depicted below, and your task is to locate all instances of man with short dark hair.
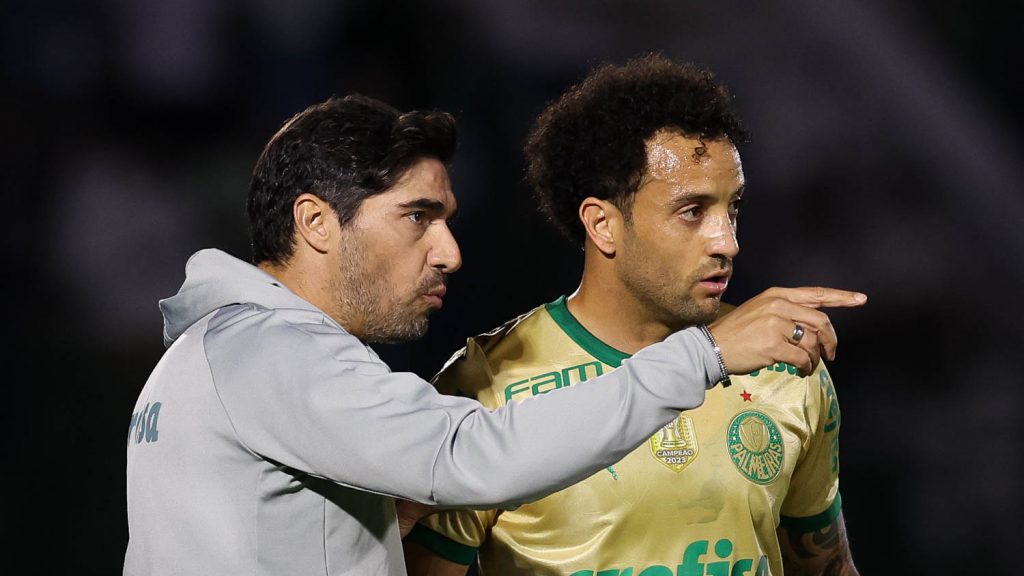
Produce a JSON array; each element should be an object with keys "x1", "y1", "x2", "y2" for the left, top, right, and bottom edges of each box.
[
  {"x1": 404, "y1": 55, "x2": 861, "y2": 575},
  {"x1": 124, "y1": 93, "x2": 864, "y2": 575}
]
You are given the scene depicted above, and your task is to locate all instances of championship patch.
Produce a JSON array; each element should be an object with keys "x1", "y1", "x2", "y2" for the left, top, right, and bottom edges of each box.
[
  {"x1": 727, "y1": 410, "x2": 784, "y2": 484},
  {"x1": 649, "y1": 413, "x2": 699, "y2": 472}
]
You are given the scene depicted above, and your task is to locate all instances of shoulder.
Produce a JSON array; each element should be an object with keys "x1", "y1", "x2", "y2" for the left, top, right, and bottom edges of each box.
[
  {"x1": 432, "y1": 302, "x2": 552, "y2": 398},
  {"x1": 472, "y1": 303, "x2": 549, "y2": 354},
  {"x1": 206, "y1": 303, "x2": 383, "y2": 369}
]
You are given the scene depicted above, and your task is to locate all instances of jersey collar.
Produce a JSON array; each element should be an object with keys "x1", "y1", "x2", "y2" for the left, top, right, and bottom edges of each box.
[{"x1": 545, "y1": 295, "x2": 631, "y2": 368}]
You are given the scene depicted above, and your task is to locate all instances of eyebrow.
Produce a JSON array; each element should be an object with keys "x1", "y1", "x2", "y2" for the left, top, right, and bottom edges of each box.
[
  {"x1": 398, "y1": 198, "x2": 457, "y2": 220},
  {"x1": 669, "y1": 185, "x2": 745, "y2": 205},
  {"x1": 670, "y1": 192, "x2": 716, "y2": 206}
]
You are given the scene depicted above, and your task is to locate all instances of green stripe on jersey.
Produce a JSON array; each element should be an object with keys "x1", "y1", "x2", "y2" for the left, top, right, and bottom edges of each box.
[
  {"x1": 779, "y1": 492, "x2": 843, "y2": 533},
  {"x1": 407, "y1": 524, "x2": 478, "y2": 565},
  {"x1": 545, "y1": 295, "x2": 630, "y2": 367}
]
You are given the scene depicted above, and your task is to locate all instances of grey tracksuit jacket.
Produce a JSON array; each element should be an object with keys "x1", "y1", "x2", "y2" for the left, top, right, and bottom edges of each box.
[{"x1": 124, "y1": 248, "x2": 722, "y2": 575}]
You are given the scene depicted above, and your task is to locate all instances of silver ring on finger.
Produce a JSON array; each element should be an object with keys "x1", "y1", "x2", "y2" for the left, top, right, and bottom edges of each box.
[{"x1": 791, "y1": 324, "x2": 805, "y2": 343}]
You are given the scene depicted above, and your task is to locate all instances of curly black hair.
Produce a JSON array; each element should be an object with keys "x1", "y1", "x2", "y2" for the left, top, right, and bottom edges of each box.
[
  {"x1": 525, "y1": 53, "x2": 749, "y2": 246},
  {"x1": 247, "y1": 94, "x2": 456, "y2": 265}
]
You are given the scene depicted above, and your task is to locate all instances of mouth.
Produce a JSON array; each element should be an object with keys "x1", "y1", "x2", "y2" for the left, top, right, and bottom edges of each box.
[
  {"x1": 422, "y1": 284, "x2": 447, "y2": 309},
  {"x1": 698, "y1": 269, "x2": 731, "y2": 297}
]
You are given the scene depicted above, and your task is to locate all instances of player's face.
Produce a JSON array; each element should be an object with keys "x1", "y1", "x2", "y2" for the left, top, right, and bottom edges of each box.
[
  {"x1": 616, "y1": 132, "x2": 744, "y2": 328},
  {"x1": 335, "y1": 157, "x2": 461, "y2": 343}
]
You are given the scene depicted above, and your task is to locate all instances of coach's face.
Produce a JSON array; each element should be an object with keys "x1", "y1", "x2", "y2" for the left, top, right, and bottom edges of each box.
[
  {"x1": 335, "y1": 157, "x2": 461, "y2": 343},
  {"x1": 616, "y1": 131, "x2": 744, "y2": 328}
]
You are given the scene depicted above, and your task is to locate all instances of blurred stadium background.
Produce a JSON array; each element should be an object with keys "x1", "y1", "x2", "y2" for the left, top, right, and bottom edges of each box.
[{"x1": 7, "y1": 1, "x2": 1023, "y2": 573}]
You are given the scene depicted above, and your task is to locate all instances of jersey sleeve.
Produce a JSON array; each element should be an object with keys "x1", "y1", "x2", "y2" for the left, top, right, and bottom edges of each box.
[
  {"x1": 778, "y1": 363, "x2": 843, "y2": 532},
  {"x1": 408, "y1": 507, "x2": 498, "y2": 565},
  {"x1": 431, "y1": 338, "x2": 497, "y2": 403},
  {"x1": 412, "y1": 337, "x2": 502, "y2": 562}
]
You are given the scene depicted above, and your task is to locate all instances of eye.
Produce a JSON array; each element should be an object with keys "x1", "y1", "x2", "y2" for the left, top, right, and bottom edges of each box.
[
  {"x1": 406, "y1": 211, "x2": 426, "y2": 224},
  {"x1": 679, "y1": 206, "x2": 704, "y2": 222},
  {"x1": 729, "y1": 197, "x2": 745, "y2": 218}
]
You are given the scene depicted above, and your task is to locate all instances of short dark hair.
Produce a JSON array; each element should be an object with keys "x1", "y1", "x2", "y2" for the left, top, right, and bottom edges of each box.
[
  {"x1": 525, "y1": 53, "x2": 749, "y2": 246},
  {"x1": 247, "y1": 94, "x2": 457, "y2": 264}
]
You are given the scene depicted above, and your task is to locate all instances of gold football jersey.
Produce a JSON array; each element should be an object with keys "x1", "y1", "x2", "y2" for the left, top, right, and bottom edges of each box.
[{"x1": 411, "y1": 296, "x2": 843, "y2": 576}]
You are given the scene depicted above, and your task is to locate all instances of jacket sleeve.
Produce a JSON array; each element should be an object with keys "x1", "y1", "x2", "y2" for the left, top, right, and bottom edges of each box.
[{"x1": 205, "y1": 307, "x2": 721, "y2": 509}]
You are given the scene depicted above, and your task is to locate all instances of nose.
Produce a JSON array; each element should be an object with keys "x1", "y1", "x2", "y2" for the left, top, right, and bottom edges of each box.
[
  {"x1": 428, "y1": 222, "x2": 462, "y2": 273},
  {"x1": 706, "y1": 213, "x2": 739, "y2": 259}
]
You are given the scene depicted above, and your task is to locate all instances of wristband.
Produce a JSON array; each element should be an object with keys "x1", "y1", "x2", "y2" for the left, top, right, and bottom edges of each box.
[{"x1": 698, "y1": 324, "x2": 731, "y2": 388}]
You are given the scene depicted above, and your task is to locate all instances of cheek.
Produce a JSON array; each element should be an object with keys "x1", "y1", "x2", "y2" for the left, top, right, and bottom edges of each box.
[
  {"x1": 358, "y1": 242, "x2": 412, "y2": 292},
  {"x1": 626, "y1": 218, "x2": 703, "y2": 272},
  {"x1": 359, "y1": 243, "x2": 390, "y2": 274},
  {"x1": 387, "y1": 245, "x2": 432, "y2": 289},
  {"x1": 633, "y1": 236, "x2": 698, "y2": 279}
]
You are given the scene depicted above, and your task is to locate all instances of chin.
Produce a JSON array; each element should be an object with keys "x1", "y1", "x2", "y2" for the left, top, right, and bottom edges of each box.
[
  {"x1": 362, "y1": 316, "x2": 430, "y2": 344},
  {"x1": 682, "y1": 299, "x2": 721, "y2": 326}
]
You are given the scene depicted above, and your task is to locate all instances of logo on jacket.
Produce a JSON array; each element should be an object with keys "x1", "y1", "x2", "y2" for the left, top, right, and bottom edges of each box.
[
  {"x1": 727, "y1": 410, "x2": 783, "y2": 484},
  {"x1": 650, "y1": 413, "x2": 699, "y2": 472},
  {"x1": 128, "y1": 402, "x2": 162, "y2": 445}
]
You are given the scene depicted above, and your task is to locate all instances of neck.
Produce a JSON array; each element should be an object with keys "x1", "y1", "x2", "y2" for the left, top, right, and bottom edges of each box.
[
  {"x1": 258, "y1": 258, "x2": 363, "y2": 337},
  {"x1": 258, "y1": 259, "x2": 318, "y2": 305},
  {"x1": 566, "y1": 256, "x2": 678, "y2": 356}
]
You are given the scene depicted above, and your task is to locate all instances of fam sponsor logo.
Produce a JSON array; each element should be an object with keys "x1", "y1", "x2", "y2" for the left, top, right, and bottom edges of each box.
[
  {"x1": 568, "y1": 538, "x2": 769, "y2": 576},
  {"x1": 503, "y1": 361, "x2": 604, "y2": 401}
]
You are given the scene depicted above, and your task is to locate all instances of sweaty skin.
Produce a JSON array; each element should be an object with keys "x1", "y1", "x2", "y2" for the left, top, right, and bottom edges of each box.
[
  {"x1": 586, "y1": 131, "x2": 745, "y2": 354},
  {"x1": 643, "y1": 131, "x2": 741, "y2": 265},
  {"x1": 402, "y1": 132, "x2": 862, "y2": 576}
]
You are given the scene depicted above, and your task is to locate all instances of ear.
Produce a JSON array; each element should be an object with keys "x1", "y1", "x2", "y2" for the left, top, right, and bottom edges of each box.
[
  {"x1": 293, "y1": 193, "x2": 334, "y2": 254},
  {"x1": 578, "y1": 197, "x2": 621, "y2": 256}
]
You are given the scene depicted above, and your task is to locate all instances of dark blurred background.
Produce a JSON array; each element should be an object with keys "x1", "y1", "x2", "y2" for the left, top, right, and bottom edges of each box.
[{"x1": 7, "y1": 0, "x2": 1023, "y2": 573}]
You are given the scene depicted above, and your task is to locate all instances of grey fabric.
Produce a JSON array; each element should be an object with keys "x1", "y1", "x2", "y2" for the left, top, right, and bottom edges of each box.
[{"x1": 124, "y1": 248, "x2": 723, "y2": 575}]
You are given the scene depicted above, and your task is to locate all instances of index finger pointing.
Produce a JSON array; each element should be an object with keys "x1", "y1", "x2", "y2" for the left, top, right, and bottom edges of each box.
[{"x1": 767, "y1": 287, "x2": 868, "y2": 308}]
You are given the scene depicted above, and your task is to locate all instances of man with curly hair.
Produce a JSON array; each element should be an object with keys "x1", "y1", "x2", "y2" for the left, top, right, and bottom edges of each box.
[
  {"x1": 125, "y1": 92, "x2": 863, "y2": 575},
  {"x1": 403, "y1": 55, "x2": 861, "y2": 576}
]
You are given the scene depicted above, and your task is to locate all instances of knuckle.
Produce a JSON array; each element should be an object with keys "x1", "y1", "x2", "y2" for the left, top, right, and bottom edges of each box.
[{"x1": 771, "y1": 316, "x2": 789, "y2": 332}]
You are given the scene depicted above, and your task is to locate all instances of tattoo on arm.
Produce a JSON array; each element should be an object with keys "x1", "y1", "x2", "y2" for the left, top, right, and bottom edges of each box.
[
  {"x1": 789, "y1": 520, "x2": 840, "y2": 559},
  {"x1": 779, "y1": 512, "x2": 860, "y2": 576}
]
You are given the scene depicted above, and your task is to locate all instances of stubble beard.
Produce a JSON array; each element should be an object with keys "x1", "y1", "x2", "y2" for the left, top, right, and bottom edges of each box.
[
  {"x1": 646, "y1": 284, "x2": 720, "y2": 329},
  {"x1": 336, "y1": 236, "x2": 432, "y2": 344},
  {"x1": 664, "y1": 292, "x2": 719, "y2": 328},
  {"x1": 619, "y1": 256, "x2": 723, "y2": 330}
]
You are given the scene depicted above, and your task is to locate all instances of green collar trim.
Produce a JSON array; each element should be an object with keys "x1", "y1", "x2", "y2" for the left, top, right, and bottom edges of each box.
[{"x1": 545, "y1": 295, "x2": 631, "y2": 367}]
